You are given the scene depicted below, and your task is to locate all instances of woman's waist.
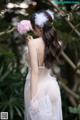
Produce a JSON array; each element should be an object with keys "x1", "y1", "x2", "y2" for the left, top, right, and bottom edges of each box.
[
  {"x1": 30, "y1": 66, "x2": 50, "y2": 73},
  {"x1": 26, "y1": 67, "x2": 51, "y2": 79}
]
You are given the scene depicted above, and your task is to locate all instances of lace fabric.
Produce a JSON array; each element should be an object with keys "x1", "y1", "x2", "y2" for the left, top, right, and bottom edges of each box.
[
  {"x1": 24, "y1": 69, "x2": 63, "y2": 120},
  {"x1": 29, "y1": 95, "x2": 53, "y2": 120}
]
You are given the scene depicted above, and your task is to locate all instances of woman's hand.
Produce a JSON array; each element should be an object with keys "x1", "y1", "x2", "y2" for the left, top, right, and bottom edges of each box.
[{"x1": 27, "y1": 35, "x2": 33, "y2": 41}]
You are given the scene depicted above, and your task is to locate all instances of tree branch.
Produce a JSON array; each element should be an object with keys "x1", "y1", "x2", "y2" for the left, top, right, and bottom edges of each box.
[
  {"x1": 59, "y1": 79, "x2": 80, "y2": 100},
  {"x1": 61, "y1": 51, "x2": 80, "y2": 76},
  {"x1": 65, "y1": 18, "x2": 80, "y2": 37},
  {"x1": 0, "y1": 27, "x2": 15, "y2": 36},
  {"x1": 48, "y1": 0, "x2": 80, "y2": 37}
]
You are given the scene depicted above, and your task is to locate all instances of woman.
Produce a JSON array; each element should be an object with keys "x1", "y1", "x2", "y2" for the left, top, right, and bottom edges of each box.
[{"x1": 24, "y1": 10, "x2": 63, "y2": 120}]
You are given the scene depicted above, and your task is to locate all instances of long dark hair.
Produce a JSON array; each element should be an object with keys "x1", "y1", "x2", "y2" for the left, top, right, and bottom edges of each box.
[{"x1": 30, "y1": 10, "x2": 61, "y2": 68}]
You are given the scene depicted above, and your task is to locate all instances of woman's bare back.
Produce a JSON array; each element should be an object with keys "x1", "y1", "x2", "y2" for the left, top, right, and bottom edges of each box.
[{"x1": 32, "y1": 37, "x2": 45, "y2": 67}]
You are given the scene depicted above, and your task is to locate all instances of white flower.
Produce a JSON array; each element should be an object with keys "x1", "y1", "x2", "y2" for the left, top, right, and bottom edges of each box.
[
  {"x1": 6, "y1": 3, "x2": 15, "y2": 9},
  {"x1": 19, "y1": 2, "x2": 28, "y2": 9}
]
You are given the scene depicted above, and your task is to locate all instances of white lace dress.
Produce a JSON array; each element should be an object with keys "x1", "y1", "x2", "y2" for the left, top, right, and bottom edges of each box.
[{"x1": 24, "y1": 48, "x2": 63, "y2": 120}]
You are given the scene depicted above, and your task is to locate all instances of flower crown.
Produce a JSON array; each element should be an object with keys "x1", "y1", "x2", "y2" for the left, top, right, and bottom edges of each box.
[{"x1": 17, "y1": 10, "x2": 54, "y2": 34}]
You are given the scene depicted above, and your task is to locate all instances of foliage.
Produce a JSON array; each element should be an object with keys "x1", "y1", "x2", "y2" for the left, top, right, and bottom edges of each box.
[
  {"x1": 69, "y1": 106, "x2": 80, "y2": 114},
  {"x1": 0, "y1": 46, "x2": 25, "y2": 120}
]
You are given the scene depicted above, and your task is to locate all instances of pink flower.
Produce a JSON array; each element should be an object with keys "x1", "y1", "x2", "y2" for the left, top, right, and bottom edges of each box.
[{"x1": 17, "y1": 20, "x2": 33, "y2": 34}]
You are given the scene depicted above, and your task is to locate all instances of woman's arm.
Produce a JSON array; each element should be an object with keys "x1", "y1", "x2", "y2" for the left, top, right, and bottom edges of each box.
[{"x1": 27, "y1": 36, "x2": 39, "y2": 100}]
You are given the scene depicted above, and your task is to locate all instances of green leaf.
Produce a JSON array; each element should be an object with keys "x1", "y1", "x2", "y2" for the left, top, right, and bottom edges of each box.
[
  {"x1": 14, "y1": 106, "x2": 23, "y2": 118},
  {"x1": 69, "y1": 106, "x2": 80, "y2": 114},
  {"x1": 9, "y1": 105, "x2": 14, "y2": 120}
]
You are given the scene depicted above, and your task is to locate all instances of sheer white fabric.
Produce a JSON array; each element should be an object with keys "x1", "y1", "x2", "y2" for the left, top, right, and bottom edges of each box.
[
  {"x1": 24, "y1": 49, "x2": 63, "y2": 120},
  {"x1": 29, "y1": 95, "x2": 53, "y2": 120}
]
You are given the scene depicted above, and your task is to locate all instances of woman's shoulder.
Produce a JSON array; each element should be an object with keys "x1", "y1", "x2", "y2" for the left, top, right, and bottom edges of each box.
[
  {"x1": 28, "y1": 37, "x2": 44, "y2": 50},
  {"x1": 28, "y1": 37, "x2": 41, "y2": 45},
  {"x1": 34, "y1": 37, "x2": 45, "y2": 50},
  {"x1": 34, "y1": 37, "x2": 43, "y2": 43}
]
